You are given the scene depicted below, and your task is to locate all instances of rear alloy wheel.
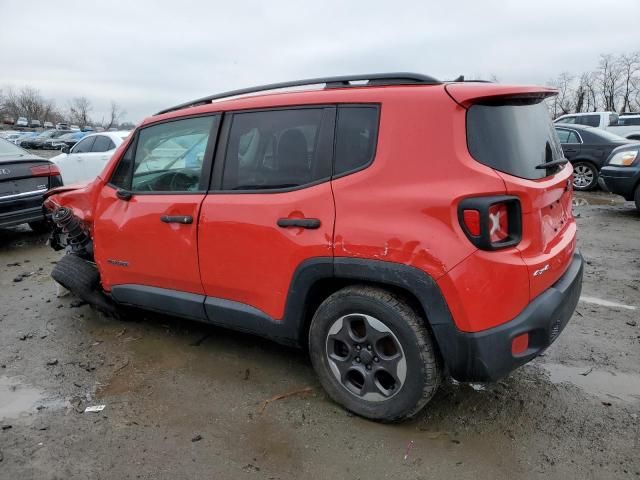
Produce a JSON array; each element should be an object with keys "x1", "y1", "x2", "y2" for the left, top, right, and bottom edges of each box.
[
  {"x1": 309, "y1": 286, "x2": 441, "y2": 422},
  {"x1": 572, "y1": 162, "x2": 598, "y2": 191}
]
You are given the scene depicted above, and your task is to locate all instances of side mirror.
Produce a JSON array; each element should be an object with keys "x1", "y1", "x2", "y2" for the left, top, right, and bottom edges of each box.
[
  {"x1": 116, "y1": 189, "x2": 133, "y2": 201},
  {"x1": 61, "y1": 145, "x2": 70, "y2": 154}
]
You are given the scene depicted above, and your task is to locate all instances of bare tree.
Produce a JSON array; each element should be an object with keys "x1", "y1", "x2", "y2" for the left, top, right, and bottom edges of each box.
[
  {"x1": 0, "y1": 85, "x2": 60, "y2": 123},
  {"x1": 548, "y1": 72, "x2": 574, "y2": 117},
  {"x1": 102, "y1": 101, "x2": 125, "y2": 130},
  {"x1": 619, "y1": 51, "x2": 640, "y2": 112},
  {"x1": 596, "y1": 54, "x2": 623, "y2": 111},
  {"x1": 68, "y1": 97, "x2": 92, "y2": 127}
]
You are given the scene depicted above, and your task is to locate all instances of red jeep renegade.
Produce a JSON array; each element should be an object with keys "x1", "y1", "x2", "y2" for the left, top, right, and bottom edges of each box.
[{"x1": 45, "y1": 73, "x2": 583, "y2": 422}]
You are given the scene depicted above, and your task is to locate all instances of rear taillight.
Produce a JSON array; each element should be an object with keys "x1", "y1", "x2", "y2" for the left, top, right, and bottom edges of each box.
[
  {"x1": 30, "y1": 164, "x2": 61, "y2": 177},
  {"x1": 459, "y1": 196, "x2": 521, "y2": 250}
]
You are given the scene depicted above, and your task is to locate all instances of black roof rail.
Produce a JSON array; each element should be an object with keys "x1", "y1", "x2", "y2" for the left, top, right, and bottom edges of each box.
[{"x1": 155, "y1": 72, "x2": 440, "y2": 115}]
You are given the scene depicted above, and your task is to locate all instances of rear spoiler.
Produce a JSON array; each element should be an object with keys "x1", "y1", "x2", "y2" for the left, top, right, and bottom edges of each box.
[{"x1": 445, "y1": 83, "x2": 557, "y2": 108}]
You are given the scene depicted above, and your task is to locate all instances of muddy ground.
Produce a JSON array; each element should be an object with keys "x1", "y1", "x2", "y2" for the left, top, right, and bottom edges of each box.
[{"x1": 0, "y1": 190, "x2": 638, "y2": 480}]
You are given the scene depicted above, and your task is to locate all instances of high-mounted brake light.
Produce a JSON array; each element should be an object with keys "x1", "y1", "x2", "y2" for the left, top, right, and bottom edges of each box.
[
  {"x1": 458, "y1": 196, "x2": 522, "y2": 250},
  {"x1": 30, "y1": 164, "x2": 61, "y2": 177}
]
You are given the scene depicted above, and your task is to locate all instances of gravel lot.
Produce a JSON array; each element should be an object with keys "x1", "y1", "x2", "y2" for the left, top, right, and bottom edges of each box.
[{"x1": 0, "y1": 187, "x2": 638, "y2": 479}]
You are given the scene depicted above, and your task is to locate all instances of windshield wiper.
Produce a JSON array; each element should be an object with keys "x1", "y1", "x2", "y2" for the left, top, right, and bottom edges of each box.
[{"x1": 535, "y1": 158, "x2": 569, "y2": 169}]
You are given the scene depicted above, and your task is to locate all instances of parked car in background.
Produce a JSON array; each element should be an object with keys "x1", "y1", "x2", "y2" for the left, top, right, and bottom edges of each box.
[
  {"x1": 43, "y1": 131, "x2": 87, "y2": 150},
  {"x1": 14, "y1": 131, "x2": 40, "y2": 146},
  {"x1": 2, "y1": 115, "x2": 15, "y2": 125},
  {"x1": 554, "y1": 124, "x2": 633, "y2": 190},
  {"x1": 30, "y1": 119, "x2": 41, "y2": 128},
  {"x1": 50, "y1": 131, "x2": 130, "y2": 184},
  {"x1": 16, "y1": 117, "x2": 29, "y2": 127},
  {"x1": 554, "y1": 112, "x2": 640, "y2": 141},
  {"x1": 599, "y1": 144, "x2": 640, "y2": 211},
  {"x1": 0, "y1": 131, "x2": 19, "y2": 139},
  {"x1": 0, "y1": 138, "x2": 63, "y2": 232},
  {"x1": 70, "y1": 125, "x2": 81, "y2": 132},
  {"x1": 43, "y1": 121, "x2": 54, "y2": 129},
  {"x1": 21, "y1": 130, "x2": 71, "y2": 149},
  {"x1": 56, "y1": 123, "x2": 70, "y2": 130},
  {"x1": 2, "y1": 133, "x2": 24, "y2": 143}
]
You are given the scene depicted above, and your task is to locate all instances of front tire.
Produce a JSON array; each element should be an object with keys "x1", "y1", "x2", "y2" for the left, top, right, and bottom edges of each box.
[
  {"x1": 309, "y1": 286, "x2": 441, "y2": 422},
  {"x1": 572, "y1": 162, "x2": 598, "y2": 191}
]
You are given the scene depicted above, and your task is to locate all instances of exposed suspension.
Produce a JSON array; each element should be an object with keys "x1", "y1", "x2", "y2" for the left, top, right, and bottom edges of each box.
[{"x1": 50, "y1": 207, "x2": 94, "y2": 259}]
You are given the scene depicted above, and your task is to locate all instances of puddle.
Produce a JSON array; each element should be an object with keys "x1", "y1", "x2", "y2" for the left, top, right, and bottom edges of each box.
[
  {"x1": 541, "y1": 364, "x2": 640, "y2": 404},
  {"x1": 573, "y1": 193, "x2": 624, "y2": 207},
  {"x1": 0, "y1": 376, "x2": 46, "y2": 420}
]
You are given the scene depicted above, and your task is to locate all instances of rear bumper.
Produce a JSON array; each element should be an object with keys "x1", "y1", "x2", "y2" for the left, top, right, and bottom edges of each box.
[
  {"x1": 0, "y1": 206, "x2": 45, "y2": 227},
  {"x1": 599, "y1": 166, "x2": 639, "y2": 200},
  {"x1": 0, "y1": 194, "x2": 46, "y2": 228},
  {"x1": 433, "y1": 251, "x2": 583, "y2": 382}
]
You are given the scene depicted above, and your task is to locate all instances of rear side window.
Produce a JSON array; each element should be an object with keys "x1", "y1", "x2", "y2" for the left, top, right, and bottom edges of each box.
[
  {"x1": 467, "y1": 100, "x2": 564, "y2": 180},
  {"x1": 556, "y1": 116, "x2": 576, "y2": 124},
  {"x1": 576, "y1": 115, "x2": 599, "y2": 127},
  {"x1": 222, "y1": 108, "x2": 330, "y2": 190},
  {"x1": 334, "y1": 106, "x2": 379, "y2": 176},
  {"x1": 72, "y1": 136, "x2": 95, "y2": 153},
  {"x1": 556, "y1": 129, "x2": 580, "y2": 144},
  {"x1": 620, "y1": 117, "x2": 640, "y2": 126},
  {"x1": 92, "y1": 135, "x2": 115, "y2": 152}
]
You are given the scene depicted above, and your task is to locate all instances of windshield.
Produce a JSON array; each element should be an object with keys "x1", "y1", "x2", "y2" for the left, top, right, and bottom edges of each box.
[
  {"x1": 0, "y1": 138, "x2": 28, "y2": 157},
  {"x1": 467, "y1": 100, "x2": 565, "y2": 180}
]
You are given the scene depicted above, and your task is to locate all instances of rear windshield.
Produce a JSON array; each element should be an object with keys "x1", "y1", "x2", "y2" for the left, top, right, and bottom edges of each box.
[{"x1": 467, "y1": 100, "x2": 564, "y2": 180}]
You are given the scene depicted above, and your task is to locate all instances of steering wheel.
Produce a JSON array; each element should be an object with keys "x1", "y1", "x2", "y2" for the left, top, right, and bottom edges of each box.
[{"x1": 168, "y1": 171, "x2": 199, "y2": 191}]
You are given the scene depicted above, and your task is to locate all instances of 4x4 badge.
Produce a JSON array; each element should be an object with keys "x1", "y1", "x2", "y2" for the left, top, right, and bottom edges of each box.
[
  {"x1": 533, "y1": 264, "x2": 550, "y2": 277},
  {"x1": 0, "y1": 168, "x2": 10, "y2": 175}
]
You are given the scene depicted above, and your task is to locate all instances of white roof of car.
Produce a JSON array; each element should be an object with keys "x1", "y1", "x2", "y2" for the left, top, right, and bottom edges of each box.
[{"x1": 83, "y1": 130, "x2": 131, "y2": 142}]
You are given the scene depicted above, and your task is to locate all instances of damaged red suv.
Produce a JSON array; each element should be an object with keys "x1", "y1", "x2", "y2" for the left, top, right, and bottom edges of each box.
[{"x1": 45, "y1": 73, "x2": 583, "y2": 422}]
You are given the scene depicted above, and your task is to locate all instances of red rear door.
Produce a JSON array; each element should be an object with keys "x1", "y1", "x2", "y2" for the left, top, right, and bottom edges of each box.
[{"x1": 198, "y1": 107, "x2": 336, "y2": 320}]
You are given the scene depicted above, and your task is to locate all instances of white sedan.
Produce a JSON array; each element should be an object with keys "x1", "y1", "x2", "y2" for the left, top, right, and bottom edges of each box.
[{"x1": 50, "y1": 131, "x2": 130, "y2": 185}]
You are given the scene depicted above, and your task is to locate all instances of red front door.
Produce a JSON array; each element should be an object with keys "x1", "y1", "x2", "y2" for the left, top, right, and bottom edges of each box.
[{"x1": 94, "y1": 114, "x2": 219, "y2": 294}]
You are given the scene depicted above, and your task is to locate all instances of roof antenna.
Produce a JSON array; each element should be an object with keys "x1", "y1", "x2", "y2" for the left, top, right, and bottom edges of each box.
[{"x1": 453, "y1": 75, "x2": 465, "y2": 82}]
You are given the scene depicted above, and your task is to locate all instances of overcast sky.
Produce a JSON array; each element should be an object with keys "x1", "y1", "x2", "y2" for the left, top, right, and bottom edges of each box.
[{"x1": 2, "y1": 0, "x2": 639, "y2": 123}]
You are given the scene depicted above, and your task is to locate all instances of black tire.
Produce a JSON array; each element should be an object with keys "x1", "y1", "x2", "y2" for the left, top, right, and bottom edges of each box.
[
  {"x1": 572, "y1": 162, "x2": 598, "y2": 191},
  {"x1": 51, "y1": 254, "x2": 115, "y2": 313},
  {"x1": 308, "y1": 285, "x2": 441, "y2": 422},
  {"x1": 635, "y1": 185, "x2": 640, "y2": 212},
  {"x1": 28, "y1": 220, "x2": 52, "y2": 233}
]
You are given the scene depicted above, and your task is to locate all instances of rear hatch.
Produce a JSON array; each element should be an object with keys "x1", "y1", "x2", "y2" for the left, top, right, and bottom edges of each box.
[
  {"x1": 0, "y1": 155, "x2": 58, "y2": 219},
  {"x1": 448, "y1": 84, "x2": 577, "y2": 300},
  {"x1": 0, "y1": 159, "x2": 53, "y2": 200}
]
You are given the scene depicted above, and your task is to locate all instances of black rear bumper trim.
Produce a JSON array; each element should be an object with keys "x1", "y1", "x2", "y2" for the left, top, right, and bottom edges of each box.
[{"x1": 433, "y1": 251, "x2": 584, "y2": 382}]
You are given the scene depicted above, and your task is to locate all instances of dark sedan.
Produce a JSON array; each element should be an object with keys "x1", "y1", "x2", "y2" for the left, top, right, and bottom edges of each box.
[
  {"x1": 554, "y1": 124, "x2": 633, "y2": 190},
  {"x1": 42, "y1": 131, "x2": 88, "y2": 150},
  {"x1": 599, "y1": 144, "x2": 640, "y2": 211},
  {"x1": 21, "y1": 129, "x2": 71, "y2": 149},
  {"x1": 0, "y1": 138, "x2": 63, "y2": 231}
]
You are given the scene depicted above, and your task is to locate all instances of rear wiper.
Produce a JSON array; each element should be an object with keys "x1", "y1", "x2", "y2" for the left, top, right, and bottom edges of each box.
[{"x1": 535, "y1": 158, "x2": 569, "y2": 169}]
